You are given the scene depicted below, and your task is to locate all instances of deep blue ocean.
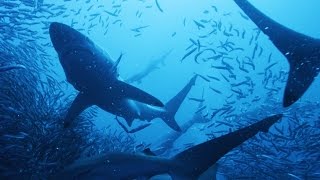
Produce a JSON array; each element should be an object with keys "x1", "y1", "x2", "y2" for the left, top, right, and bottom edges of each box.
[{"x1": 0, "y1": 0, "x2": 319, "y2": 179}]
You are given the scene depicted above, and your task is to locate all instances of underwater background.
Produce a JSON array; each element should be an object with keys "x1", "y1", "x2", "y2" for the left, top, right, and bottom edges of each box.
[{"x1": 0, "y1": 0, "x2": 320, "y2": 179}]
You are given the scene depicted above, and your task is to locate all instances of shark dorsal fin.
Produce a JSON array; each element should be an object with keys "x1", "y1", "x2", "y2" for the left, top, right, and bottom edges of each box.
[{"x1": 110, "y1": 52, "x2": 124, "y2": 76}]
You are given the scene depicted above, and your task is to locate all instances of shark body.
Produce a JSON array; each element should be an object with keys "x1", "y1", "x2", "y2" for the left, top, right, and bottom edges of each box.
[
  {"x1": 53, "y1": 114, "x2": 282, "y2": 180},
  {"x1": 49, "y1": 22, "x2": 195, "y2": 131}
]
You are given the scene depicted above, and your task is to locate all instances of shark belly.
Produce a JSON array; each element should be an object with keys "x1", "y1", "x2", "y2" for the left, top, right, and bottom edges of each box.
[
  {"x1": 95, "y1": 97, "x2": 138, "y2": 119},
  {"x1": 135, "y1": 102, "x2": 166, "y2": 121},
  {"x1": 60, "y1": 46, "x2": 114, "y2": 93}
]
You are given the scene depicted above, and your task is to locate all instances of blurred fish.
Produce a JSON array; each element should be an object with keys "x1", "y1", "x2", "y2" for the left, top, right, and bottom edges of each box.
[
  {"x1": 0, "y1": 64, "x2": 26, "y2": 72},
  {"x1": 181, "y1": 47, "x2": 197, "y2": 62},
  {"x1": 155, "y1": 0, "x2": 164, "y2": 12}
]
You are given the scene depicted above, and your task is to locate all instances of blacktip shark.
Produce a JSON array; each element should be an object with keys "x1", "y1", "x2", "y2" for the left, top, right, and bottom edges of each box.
[
  {"x1": 49, "y1": 22, "x2": 195, "y2": 131},
  {"x1": 233, "y1": 0, "x2": 320, "y2": 107},
  {"x1": 52, "y1": 114, "x2": 283, "y2": 180}
]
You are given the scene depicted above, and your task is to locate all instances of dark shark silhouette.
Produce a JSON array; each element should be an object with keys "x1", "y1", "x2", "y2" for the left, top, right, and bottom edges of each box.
[
  {"x1": 49, "y1": 22, "x2": 195, "y2": 131},
  {"x1": 52, "y1": 114, "x2": 282, "y2": 179},
  {"x1": 233, "y1": 0, "x2": 320, "y2": 107}
]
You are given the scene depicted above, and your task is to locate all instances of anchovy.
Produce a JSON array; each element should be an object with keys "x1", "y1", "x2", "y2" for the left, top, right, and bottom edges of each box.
[
  {"x1": 193, "y1": 20, "x2": 205, "y2": 29},
  {"x1": 231, "y1": 80, "x2": 250, "y2": 87},
  {"x1": 181, "y1": 47, "x2": 197, "y2": 62},
  {"x1": 265, "y1": 62, "x2": 278, "y2": 71},
  {"x1": 258, "y1": 46, "x2": 263, "y2": 57},
  {"x1": 195, "y1": 73, "x2": 211, "y2": 82},
  {"x1": 116, "y1": 119, "x2": 129, "y2": 133},
  {"x1": 0, "y1": 64, "x2": 26, "y2": 72},
  {"x1": 239, "y1": 66, "x2": 249, "y2": 73},
  {"x1": 220, "y1": 73, "x2": 230, "y2": 82},
  {"x1": 241, "y1": 29, "x2": 246, "y2": 39},
  {"x1": 268, "y1": 53, "x2": 273, "y2": 63},
  {"x1": 131, "y1": 25, "x2": 149, "y2": 33},
  {"x1": 233, "y1": 29, "x2": 240, "y2": 36},
  {"x1": 252, "y1": 43, "x2": 258, "y2": 59},
  {"x1": 188, "y1": 97, "x2": 205, "y2": 103},
  {"x1": 195, "y1": 105, "x2": 207, "y2": 114},
  {"x1": 215, "y1": 120, "x2": 234, "y2": 127},
  {"x1": 207, "y1": 75, "x2": 220, "y2": 81},
  {"x1": 194, "y1": 48, "x2": 216, "y2": 64},
  {"x1": 209, "y1": 87, "x2": 222, "y2": 94},
  {"x1": 211, "y1": 5, "x2": 218, "y2": 12},
  {"x1": 104, "y1": 10, "x2": 118, "y2": 17},
  {"x1": 239, "y1": 12, "x2": 249, "y2": 20},
  {"x1": 155, "y1": 0, "x2": 164, "y2": 12}
]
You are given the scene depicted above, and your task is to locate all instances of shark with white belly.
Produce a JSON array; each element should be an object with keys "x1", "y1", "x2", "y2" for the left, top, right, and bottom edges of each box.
[{"x1": 49, "y1": 22, "x2": 195, "y2": 131}]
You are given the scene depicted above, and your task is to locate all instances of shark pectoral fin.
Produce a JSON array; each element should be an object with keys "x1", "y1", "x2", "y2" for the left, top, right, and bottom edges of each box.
[
  {"x1": 64, "y1": 92, "x2": 92, "y2": 128},
  {"x1": 233, "y1": 0, "x2": 320, "y2": 107},
  {"x1": 283, "y1": 54, "x2": 320, "y2": 107},
  {"x1": 114, "y1": 80, "x2": 164, "y2": 107}
]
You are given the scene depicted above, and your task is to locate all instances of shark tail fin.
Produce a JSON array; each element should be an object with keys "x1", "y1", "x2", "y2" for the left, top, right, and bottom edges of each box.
[
  {"x1": 233, "y1": 0, "x2": 320, "y2": 107},
  {"x1": 160, "y1": 75, "x2": 197, "y2": 132},
  {"x1": 168, "y1": 114, "x2": 282, "y2": 179}
]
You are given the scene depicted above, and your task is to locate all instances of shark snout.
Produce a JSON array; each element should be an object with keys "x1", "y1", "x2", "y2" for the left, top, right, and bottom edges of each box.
[
  {"x1": 49, "y1": 22, "x2": 63, "y2": 38},
  {"x1": 49, "y1": 22, "x2": 65, "y2": 52}
]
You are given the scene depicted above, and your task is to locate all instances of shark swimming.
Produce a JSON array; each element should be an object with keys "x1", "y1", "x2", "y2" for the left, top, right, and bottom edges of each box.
[
  {"x1": 49, "y1": 22, "x2": 194, "y2": 131},
  {"x1": 52, "y1": 114, "x2": 283, "y2": 180},
  {"x1": 233, "y1": 0, "x2": 320, "y2": 107},
  {"x1": 125, "y1": 49, "x2": 173, "y2": 84}
]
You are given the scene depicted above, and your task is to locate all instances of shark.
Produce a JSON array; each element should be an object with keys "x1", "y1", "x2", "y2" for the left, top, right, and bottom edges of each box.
[
  {"x1": 52, "y1": 114, "x2": 283, "y2": 180},
  {"x1": 125, "y1": 49, "x2": 173, "y2": 84},
  {"x1": 233, "y1": 0, "x2": 320, "y2": 107},
  {"x1": 49, "y1": 22, "x2": 194, "y2": 131}
]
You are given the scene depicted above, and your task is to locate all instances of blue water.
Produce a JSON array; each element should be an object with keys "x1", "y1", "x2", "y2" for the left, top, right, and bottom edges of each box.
[{"x1": 1, "y1": 0, "x2": 320, "y2": 179}]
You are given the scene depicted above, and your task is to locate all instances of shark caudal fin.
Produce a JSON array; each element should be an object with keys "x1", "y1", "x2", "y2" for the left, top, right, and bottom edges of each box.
[
  {"x1": 233, "y1": 0, "x2": 320, "y2": 107},
  {"x1": 169, "y1": 114, "x2": 283, "y2": 179},
  {"x1": 160, "y1": 75, "x2": 197, "y2": 132}
]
